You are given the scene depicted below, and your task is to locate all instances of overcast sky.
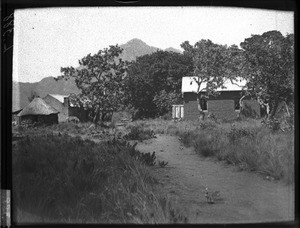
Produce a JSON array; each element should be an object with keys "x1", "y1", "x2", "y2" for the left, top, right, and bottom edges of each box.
[{"x1": 13, "y1": 7, "x2": 294, "y2": 83}]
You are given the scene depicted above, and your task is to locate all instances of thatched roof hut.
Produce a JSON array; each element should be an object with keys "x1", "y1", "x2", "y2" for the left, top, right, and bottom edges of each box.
[
  {"x1": 18, "y1": 98, "x2": 59, "y2": 116},
  {"x1": 17, "y1": 98, "x2": 59, "y2": 125}
]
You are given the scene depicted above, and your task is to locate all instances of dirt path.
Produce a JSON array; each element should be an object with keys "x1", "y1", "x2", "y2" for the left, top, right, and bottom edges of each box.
[{"x1": 136, "y1": 135, "x2": 294, "y2": 223}]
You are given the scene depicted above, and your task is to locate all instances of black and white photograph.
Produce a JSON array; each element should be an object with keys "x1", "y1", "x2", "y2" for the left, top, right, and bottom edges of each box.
[{"x1": 10, "y1": 6, "x2": 294, "y2": 224}]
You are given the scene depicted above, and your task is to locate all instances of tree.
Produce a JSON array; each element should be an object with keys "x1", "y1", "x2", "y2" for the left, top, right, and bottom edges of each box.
[
  {"x1": 28, "y1": 91, "x2": 39, "y2": 102},
  {"x1": 125, "y1": 50, "x2": 193, "y2": 118},
  {"x1": 181, "y1": 40, "x2": 243, "y2": 120},
  {"x1": 240, "y1": 31, "x2": 294, "y2": 119},
  {"x1": 60, "y1": 45, "x2": 128, "y2": 124},
  {"x1": 153, "y1": 90, "x2": 181, "y2": 116}
]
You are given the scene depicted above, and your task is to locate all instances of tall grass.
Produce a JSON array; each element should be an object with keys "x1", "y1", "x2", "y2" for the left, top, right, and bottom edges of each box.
[
  {"x1": 131, "y1": 119, "x2": 294, "y2": 184},
  {"x1": 13, "y1": 129, "x2": 188, "y2": 223}
]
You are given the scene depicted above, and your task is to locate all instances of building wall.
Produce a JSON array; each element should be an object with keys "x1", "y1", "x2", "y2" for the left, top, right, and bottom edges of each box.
[
  {"x1": 183, "y1": 91, "x2": 260, "y2": 121},
  {"x1": 207, "y1": 99, "x2": 238, "y2": 121},
  {"x1": 43, "y1": 95, "x2": 89, "y2": 122},
  {"x1": 43, "y1": 95, "x2": 68, "y2": 122},
  {"x1": 183, "y1": 93, "x2": 199, "y2": 121},
  {"x1": 20, "y1": 114, "x2": 58, "y2": 125},
  {"x1": 207, "y1": 91, "x2": 241, "y2": 100}
]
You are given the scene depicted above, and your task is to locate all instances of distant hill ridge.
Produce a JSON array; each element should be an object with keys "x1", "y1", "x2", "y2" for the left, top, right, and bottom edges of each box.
[
  {"x1": 13, "y1": 77, "x2": 79, "y2": 111},
  {"x1": 13, "y1": 39, "x2": 182, "y2": 110}
]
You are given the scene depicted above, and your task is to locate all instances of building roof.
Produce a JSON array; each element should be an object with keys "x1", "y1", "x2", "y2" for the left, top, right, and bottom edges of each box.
[
  {"x1": 17, "y1": 97, "x2": 59, "y2": 116},
  {"x1": 12, "y1": 109, "x2": 23, "y2": 115},
  {"x1": 48, "y1": 94, "x2": 69, "y2": 103},
  {"x1": 47, "y1": 94, "x2": 76, "y2": 107},
  {"x1": 182, "y1": 76, "x2": 246, "y2": 93}
]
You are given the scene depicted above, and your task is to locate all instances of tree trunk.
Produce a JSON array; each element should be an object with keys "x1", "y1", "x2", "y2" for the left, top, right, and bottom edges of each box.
[
  {"x1": 197, "y1": 96, "x2": 205, "y2": 121},
  {"x1": 238, "y1": 95, "x2": 246, "y2": 118},
  {"x1": 93, "y1": 106, "x2": 100, "y2": 125},
  {"x1": 268, "y1": 100, "x2": 279, "y2": 120},
  {"x1": 257, "y1": 98, "x2": 270, "y2": 119},
  {"x1": 284, "y1": 101, "x2": 291, "y2": 117},
  {"x1": 265, "y1": 103, "x2": 270, "y2": 118},
  {"x1": 99, "y1": 112, "x2": 107, "y2": 127}
]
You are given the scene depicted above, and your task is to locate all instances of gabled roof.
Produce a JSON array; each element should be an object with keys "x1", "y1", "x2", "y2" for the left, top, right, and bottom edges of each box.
[
  {"x1": 48, "y1": 94, "x2": 69, "y2": 103},
  {"x1": 46, "y1": 94, "x2": 76, "y2": 107},
  {"x1": 182, "y1": 76, "x2": 246, "y2": 93},
  {"x1": 17, "y1": 97, "x2": 59, "y2": 116}
]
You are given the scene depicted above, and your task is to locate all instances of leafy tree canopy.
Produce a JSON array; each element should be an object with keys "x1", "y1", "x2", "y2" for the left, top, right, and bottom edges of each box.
[
  {"x1": 125, "y1": 50, "x2": 193, "y2": 118},
  {"x1": 59, "y1": 45, "x2": 128, "y2": 123},
  {"x1": 240, "y1": 30, "x2": 294, "y2": 119}
]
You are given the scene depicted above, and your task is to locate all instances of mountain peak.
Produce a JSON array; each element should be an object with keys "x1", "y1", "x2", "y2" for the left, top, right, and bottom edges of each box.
[
  {"x1": 119, "y1": 39, "x2": 159, "y2": 61},
  {"x1": 165, "y1": 47, "x2": 182, "y2": 53},
  {"x1": 126, "y1": 38, "x2": 147, "y2": 45}
]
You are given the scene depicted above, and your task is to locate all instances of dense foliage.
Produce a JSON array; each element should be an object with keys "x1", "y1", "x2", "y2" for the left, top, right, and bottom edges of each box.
[
  {"x1": 60, "y1": 45, "x2": 128, "y2": 124},
  {"x1": 125, "y1": 50, "x2": 193, "y2": 118},
  {"x1": 240, "y1": 31, "x2": 294, "y2": 119}
]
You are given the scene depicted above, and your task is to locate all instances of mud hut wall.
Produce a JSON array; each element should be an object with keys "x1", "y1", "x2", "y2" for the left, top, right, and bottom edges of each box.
[
  {"x1": 183, "y1": 91, "x2": 260, "y2": 121},
  {"x1": 43, "y1": 95, "x2": 68, "y2": 122},
  {"x1": 183, "y1": 92, "x2": 199, "y2": 120},
  {"x1": 19, "y1": 114, "x2": 58, "y2": 125},
  {"x1": 37, "y1": 114, "x2": 59, "y2": 124},
  {"x1": 207, "y1": 100, "x2": 237, "y2": 121}
]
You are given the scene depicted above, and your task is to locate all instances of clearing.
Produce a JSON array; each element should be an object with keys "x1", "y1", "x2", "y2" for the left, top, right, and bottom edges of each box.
[{"x1": 136, "y1": 134, "x2": 294, "y2": 223}]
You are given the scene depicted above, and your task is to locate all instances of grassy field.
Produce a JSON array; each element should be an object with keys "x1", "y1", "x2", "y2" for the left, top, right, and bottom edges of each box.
[
  {"x1": 127, "y1": 118, "x2": 294, "y2": 184},
  {"x1": 12, "y1": 116, "x2": 294, "y2": 223},
  {"x1": 12, "y1": 127, "x2": 187, "y2": 224}
]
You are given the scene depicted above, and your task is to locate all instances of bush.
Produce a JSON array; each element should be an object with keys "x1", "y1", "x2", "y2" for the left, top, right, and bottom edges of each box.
[
  {"x1": 125, "y1": 124, "x2": 156, "y2": 141},
  {"x1": 261, "y1": 118, "x2": 282, "y2": 132},
  {"x1": 160, "y1": 112, "x2": 172, "y2": 121},
  {"x1": 199, "y1": 120, "x2": 217, "y2": 130}
]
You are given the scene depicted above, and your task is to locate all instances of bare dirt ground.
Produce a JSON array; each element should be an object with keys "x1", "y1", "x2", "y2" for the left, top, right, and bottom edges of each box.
[{"x1": 136, "y1": 134, "x2": 295, "y2": 224}]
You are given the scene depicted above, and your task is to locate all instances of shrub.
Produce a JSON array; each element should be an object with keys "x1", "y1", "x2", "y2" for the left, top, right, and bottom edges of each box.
[
  {"x1": 199, "y1": 120, "x2": 217, "y2": 130},
  {"x1": 124, "y1": 125, "x2": 156, "y2": 141},
  {"x1": 160, "y1": 112, "x2": 172, "y2": 121},
  {"x1": 261, "y1": 118, "x2": 282, "y2": 132}
]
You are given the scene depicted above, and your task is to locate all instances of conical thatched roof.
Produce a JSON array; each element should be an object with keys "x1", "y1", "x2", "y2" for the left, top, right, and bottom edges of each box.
[{"x1": 17, "y1": 97, "x2": 59, "y2": 116}]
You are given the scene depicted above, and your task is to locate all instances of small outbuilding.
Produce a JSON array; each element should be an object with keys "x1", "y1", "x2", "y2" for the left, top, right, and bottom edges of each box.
[
  {"x1": 181, "y1": 76, "x2": 261, "y2": 121},
  {"x1": 43, "y1": 94, "x2": 88, "y2": 122},
  {"x1": 17, "y1": 97, "x2": 59, "y2": 126}
]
